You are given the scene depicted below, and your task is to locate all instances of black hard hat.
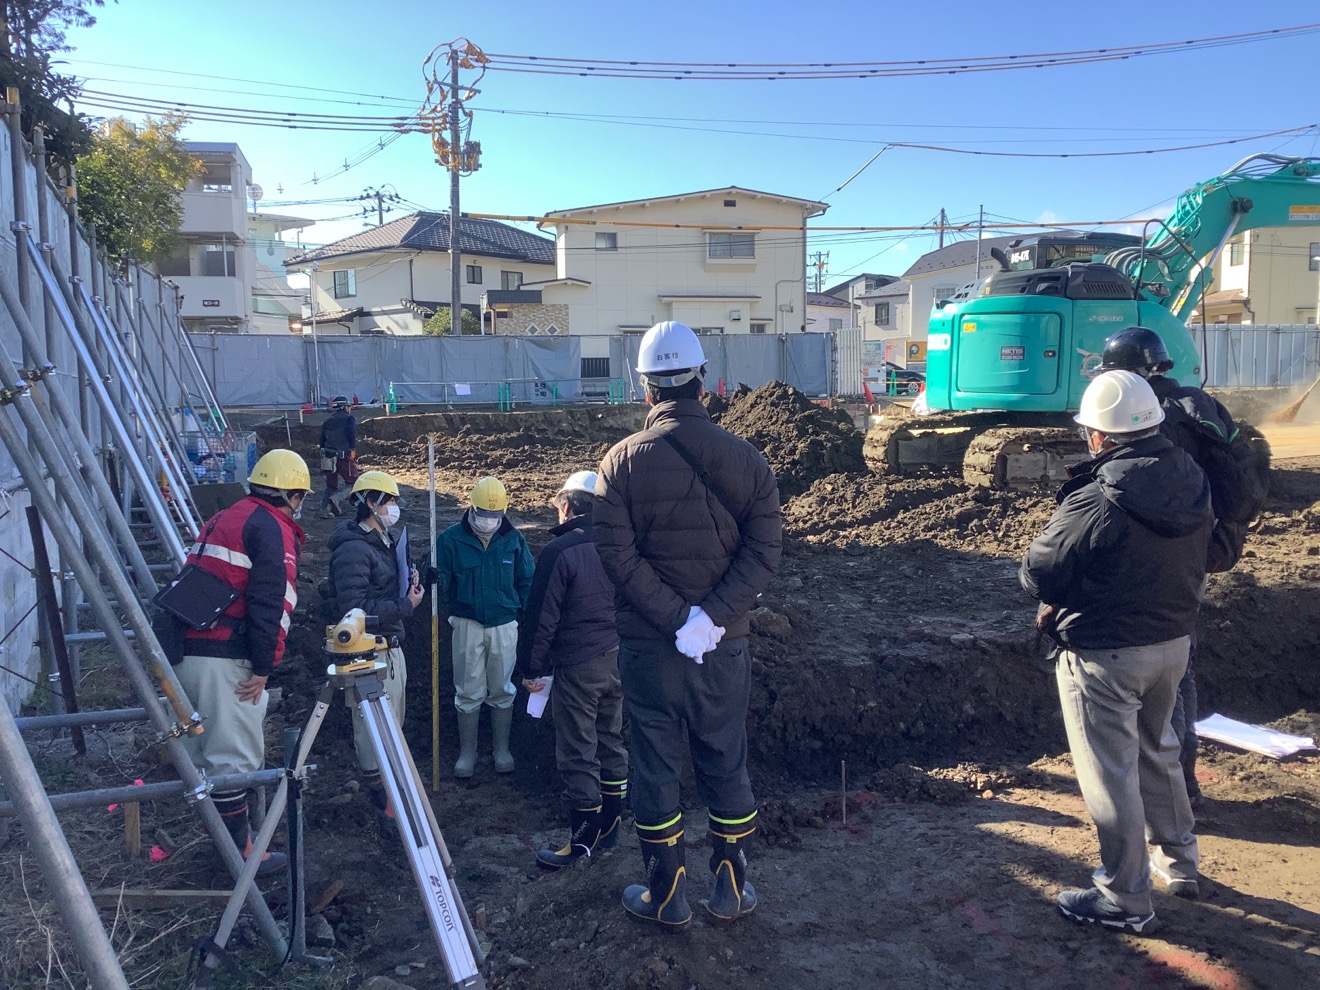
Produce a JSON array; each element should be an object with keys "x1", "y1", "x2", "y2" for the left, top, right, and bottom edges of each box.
[
  {"x1": 1100, "y1": 327, "x2": 1173, "y2": 375},
  {"x1": 332, "y1": 395, "x2": 350, "y2": 408}
]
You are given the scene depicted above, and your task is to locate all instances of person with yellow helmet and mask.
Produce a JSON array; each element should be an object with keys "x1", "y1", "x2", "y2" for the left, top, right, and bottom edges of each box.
[
  {"x1": 434, "y1": 476, "x2": 534, "y2": 778},
  {"x1": 175, "y1": 448, "x2": 312, "y2": 874},
  {"x1": 325, "y1": 470, "x2": 424, "y2": 814}
]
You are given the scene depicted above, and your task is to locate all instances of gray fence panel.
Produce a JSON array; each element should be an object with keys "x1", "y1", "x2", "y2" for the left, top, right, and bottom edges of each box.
[
  {"x1": 1198, "y1": 325, "x2": 1320, "y2": 388},
  {"x1": 513, "y1": 336, "x2": 582, "y2": 403},
  {"x1": 724, "y1": 334, "x2": 781, "y2": 391},
  {"x1": 206, "y1": 333, "x2": 307, "y2": 407},
  {"x1": 312, "y1": 334, "x2": 381, "y2": 404},
  {"x1": 785, "y1": 333, "x2": 830, "y2": 396},
  {"x1": 380, "y1": 336, "x2": 448, "y2": 403}
]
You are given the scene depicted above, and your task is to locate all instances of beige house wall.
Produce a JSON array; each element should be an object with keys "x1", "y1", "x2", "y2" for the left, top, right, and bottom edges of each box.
[
  {"x1": 1201, "y1": 226, "x2": 1320, "y2": 324},
  {"x1": 539, "y1": 191, "x2": 819, "y2": 341}
]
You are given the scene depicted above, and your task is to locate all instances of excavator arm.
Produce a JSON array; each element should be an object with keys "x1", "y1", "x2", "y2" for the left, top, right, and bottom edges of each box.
[{"x1": 1105, "y1": 154, "x2": 1320, "y2": 322}]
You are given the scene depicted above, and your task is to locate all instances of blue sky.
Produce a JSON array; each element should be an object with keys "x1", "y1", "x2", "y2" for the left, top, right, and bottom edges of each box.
[{"x1": 63, "y1": 1, "x2": 1320, "y2": 283}]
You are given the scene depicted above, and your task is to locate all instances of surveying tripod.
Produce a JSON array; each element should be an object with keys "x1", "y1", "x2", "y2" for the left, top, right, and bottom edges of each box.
[{"x1": 197, "y1": 610, "x2": 485, "y2": 989}]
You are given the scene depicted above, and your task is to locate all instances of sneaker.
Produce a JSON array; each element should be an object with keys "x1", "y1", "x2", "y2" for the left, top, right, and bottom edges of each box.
[
  {"x1": 1150, "y1": 863, "x2": 1200, "y2": 900},
  {"x1": 1057, "y1": 888, "x2": 1154, "y2": 933}
]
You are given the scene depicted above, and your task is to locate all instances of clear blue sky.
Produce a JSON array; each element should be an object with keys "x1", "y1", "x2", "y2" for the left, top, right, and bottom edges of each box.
[{"x1": 62, "y1": 0, "x2": 1320, "y2": 283}]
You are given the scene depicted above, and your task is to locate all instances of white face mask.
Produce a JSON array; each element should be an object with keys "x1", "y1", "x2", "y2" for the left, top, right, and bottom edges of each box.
[
  {"x1": 376, "y1": 503, "x2": 401, "y2": 528},
  {"x1": 470, "y1": 511, "x2": 502, "y2": 536}
]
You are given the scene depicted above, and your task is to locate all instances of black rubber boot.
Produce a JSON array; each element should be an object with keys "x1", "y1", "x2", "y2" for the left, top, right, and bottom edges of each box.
[
  {"x1": 622, "y1": 816, "x2": 691, "y2": 926},
  {"x1": 706, "y1": 811, "x2": 758, "y2": 921},
  {"x1": 536, "y1": 804, "x2": 602, "y2": 869},
  {"x1": 216, "y1": 789, "x2": 287, "y2": 877},
  {"x1": 363, "y1": 771, "x2": 395, "y2": 819},
  {"x1": 596, "y1": 778, "x2": 628, "y2": 852}
]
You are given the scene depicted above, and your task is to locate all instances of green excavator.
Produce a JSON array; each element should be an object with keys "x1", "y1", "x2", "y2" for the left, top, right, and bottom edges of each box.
[{"x1": 865, "y1": 153, "x2": 1320, "y2": 488}]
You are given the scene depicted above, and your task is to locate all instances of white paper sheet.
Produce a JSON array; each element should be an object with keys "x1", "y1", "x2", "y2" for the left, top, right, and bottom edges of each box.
[
  {"x1": 1194, "y1": 713, "x2": 1317, "y2": 760},
  {"x1": 526, "y1": 676, "x2": 553, "y2": 718},
  {"x1": 454, "y1": 383, "x2": 471, "y2": 396}
]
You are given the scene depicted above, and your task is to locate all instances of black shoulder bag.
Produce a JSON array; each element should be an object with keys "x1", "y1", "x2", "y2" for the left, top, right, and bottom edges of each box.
[{"x1": 151, "y1": 525, "x2": 241, "y2": 664}]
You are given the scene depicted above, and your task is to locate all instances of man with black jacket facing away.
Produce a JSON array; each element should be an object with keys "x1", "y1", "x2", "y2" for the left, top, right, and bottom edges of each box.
[
  {"x1": 1099, "y1": 326, "x2": 1245, "y2": 808},
  {"x1": 1022, "y1": 370, "x2": 1213, "y2": 933},
  {"x1": 517, "y1": 470, "x2": 628, "y2": 870},
  {"x1": 595, "y1": 321, "x2": 782, "y2": 927}
]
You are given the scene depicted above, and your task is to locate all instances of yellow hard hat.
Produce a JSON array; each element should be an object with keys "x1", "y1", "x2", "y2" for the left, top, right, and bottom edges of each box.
[
  {"x1": 248, "y1": 449, "x2": 312, "y2": 492},
  {"x1": 351, "y1": 470, "x2": 400, "y2": 498},
  {"x1": 471, "y1": 476, "x2": 508, "y2": 511}
]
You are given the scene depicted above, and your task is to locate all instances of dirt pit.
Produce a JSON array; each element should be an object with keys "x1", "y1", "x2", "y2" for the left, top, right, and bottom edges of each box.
[{"x1": 4, "y1": 390, "x2": 1320, "y2": 990}]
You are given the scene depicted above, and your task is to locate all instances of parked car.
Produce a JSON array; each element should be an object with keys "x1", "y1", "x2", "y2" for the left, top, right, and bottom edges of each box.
[{"x1": 872, "y1": 362, "x2": 924, "y2": 396}]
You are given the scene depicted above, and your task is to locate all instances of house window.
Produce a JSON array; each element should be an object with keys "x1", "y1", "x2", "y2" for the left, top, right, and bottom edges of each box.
[
  {"x1": 200, "y1": 162, "x2": 232, "y2": 192},
  {"x1": 581, "y1": 357, "x2": 610, "y2": 378},
  {"x1": 863, "y1": 278, "x2": 876, "y2": 291},
  {"x1": 1310, "y1": 242, "x2": 1320, "y2": 272},
  {"x1": 200, "y1": 243, "x2": 235, "y2": 277},
  {"x1": 750, "y1": 323, "x2": 769, "y2": 334},
  {"x1": 707, "y1": 232, "x2": 755, "y2": 259},
  {"x1": 501, "y1": 270, "x2": 523, "y2": 290},
  {"x1": 1229, "y1": 239, "x2": 1244, "y2": 266},
  {"x1": 829, "y1": 318, "x2": 843, "y2": 331},
  {"x1": 332, "y1": 269, "x2": 356, "y2": 298},
  {"x1": 723, "y1": 199, "x2": 737, "y2": 207},
  {"x1": 933, "y1": 286, "x2": 956, "y2": 302},
  {"x1": 595, "y1": 232, "x2": 618, "y2": 251},
  {"x1": 466, "y1": 265, "x2": 482, "y2": 284},
  {"x1": 874, "y1": 302, "x2": 890, "y2": 326}
]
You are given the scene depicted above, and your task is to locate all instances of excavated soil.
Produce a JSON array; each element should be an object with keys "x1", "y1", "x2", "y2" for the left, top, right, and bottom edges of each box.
[{"x1": 6, "y1": 389, "x2": 1320, "y2": 989}]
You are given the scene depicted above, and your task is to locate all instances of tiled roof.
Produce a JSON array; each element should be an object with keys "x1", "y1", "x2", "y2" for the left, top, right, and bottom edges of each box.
[
  {"x1": 822, "y1": 273, "x2": 899, "y2": 297},
  {"x1": 288, "y1": 213, "x2": 555, "y2": 267},
  {"x1": 546, "y1": 186, "x2": 828, "y2": 217},
  {"x1": 808, "y1": 292, "x2": 850, "y2": 308},
  {"x1": 857, "y1": 279, "x2": 911, "y2": 300}
]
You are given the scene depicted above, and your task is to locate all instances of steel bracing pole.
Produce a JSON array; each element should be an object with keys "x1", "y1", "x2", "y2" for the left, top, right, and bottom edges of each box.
[
  {"x1": 0, "y1": 700, "x2": 131, "y2": 990},
  {"x1": 0, "y1": 768, "x2": 283, "y2": 817},
  {"x1": 16, "y1": 245, "x2": 189, "y2": 563},
  {"x1": 0, "y1": 387, "x2": 289, "y2": 960},
  {"x1": 175, "y1": 314, "x2": 226, "y2": 431},
  {"x1": 82, "y1": 279, "x2": 201, "y2": 535},
  {"x1": 1, "y1": 279, "x2": 163, "y2": 593}
]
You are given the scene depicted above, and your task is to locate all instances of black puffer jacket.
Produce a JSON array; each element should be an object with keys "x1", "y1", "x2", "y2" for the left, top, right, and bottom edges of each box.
[
  {"x1": 1149, "y1": 374, "x2": 1236, "y2": 461},
  {"x1": 594, "y1": 398, "x2": 782, "y2": 640},
  {"x1": 326, "y1": 521, "x2": 414, "y2": 642},
  {"x1": 515, "y1": 514, "x2": 618, "y2": 680},
  {"x1": 1019, "y1": 434, "x2": 1213, "y2": 650}
]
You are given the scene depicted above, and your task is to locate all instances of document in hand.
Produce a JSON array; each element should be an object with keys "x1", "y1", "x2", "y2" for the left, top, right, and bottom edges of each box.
[{"x1": 526, "y1": 676, "x2": 553, "y2": 719}]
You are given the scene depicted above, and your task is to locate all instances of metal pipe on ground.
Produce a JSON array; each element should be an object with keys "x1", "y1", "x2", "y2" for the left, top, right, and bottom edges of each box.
[
  {"x1": 16, "y1": 706, "x2": 149, "y2": 731},
  {"x1": 0, "y1": 692, "x2": 131, "y2": 989},
  {"x1": 0, "y1": 382, "x2": 289, "y2": 960},
  {"x1": 0, "y1": 769, "x2": 284, "y2": 818}
]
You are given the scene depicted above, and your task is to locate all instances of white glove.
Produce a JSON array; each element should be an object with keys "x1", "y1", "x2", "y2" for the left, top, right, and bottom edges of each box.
[{"x1": 675, "y1": 606, "x2": 725, "y2": 664}]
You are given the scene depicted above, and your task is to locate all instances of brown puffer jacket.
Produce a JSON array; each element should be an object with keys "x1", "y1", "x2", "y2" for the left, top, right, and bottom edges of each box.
[{"x1": 594, "y1": 398, "x2": 782, "y2": 641}]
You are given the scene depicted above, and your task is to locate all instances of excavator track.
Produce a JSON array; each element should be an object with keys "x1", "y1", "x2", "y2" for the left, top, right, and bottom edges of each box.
[
  {"x1": 962, "y1": 427, "x2": 1088, "y2": 490},
  {"x1": 863, "y1": 412, "x2": 1010, "y2": 476}
]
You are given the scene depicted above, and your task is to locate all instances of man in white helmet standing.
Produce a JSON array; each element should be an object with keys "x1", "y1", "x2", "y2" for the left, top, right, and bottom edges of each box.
[
  {"x1": 595, "y1": 321, "x2": 782, "y2": 927},
  {"x1": 1021, "y1": 370, "x2": 1213, "y2": 933},
  {"x1": 516, "y1": 470, "x2": 627, "y2": 870}
]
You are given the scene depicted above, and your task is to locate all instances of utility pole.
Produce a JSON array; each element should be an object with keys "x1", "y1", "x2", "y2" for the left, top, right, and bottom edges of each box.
[
  {"x1": 808, "y1": 250, "x2": 829, "y2": 293},
  {"x1": 937, "y1": 207, "x2": 948, "y2": 249},
  {"x1": 421, "y1": 38, "x2": 486, "y2": 333},
  {"x1": 448, "y1": 49, "x2": 462, "y2": 334}
]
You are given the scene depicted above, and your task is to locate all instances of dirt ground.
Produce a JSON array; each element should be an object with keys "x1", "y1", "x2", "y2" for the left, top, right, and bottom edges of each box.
[{"x1": 4, "y1": 385, "x2": 1320, "y2": 990}]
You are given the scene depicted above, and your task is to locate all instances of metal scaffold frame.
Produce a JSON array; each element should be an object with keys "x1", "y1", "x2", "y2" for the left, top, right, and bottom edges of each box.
[{"x1": 0, "y1": 98, "x2": 293, "y2": 987}]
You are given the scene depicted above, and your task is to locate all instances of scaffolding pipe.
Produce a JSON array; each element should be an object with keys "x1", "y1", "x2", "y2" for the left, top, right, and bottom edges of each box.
[
  {"x1": 16, "y1": 245, "x2": 189, "y2": 563},
  {"x1": 0, "y1": 387, "x2": 289, "y2": 959},
  {"x1": 0, "y1": 278, "x2": 162, "y2": 593},
  {"x1": 0, "y1": 768, "x2": 284, "y2": 817},
  {"x1": 16, "y1": 706, "x2": 148, "y2": 731},
  {"x1": 177, "y1": 320, "x2": 228, "y2": 432},
  {"x1": 0, "y1": 698, "x2": 131, "y2": 990},
  {"x1": 81, "y1": 283, "x2": 202, "y2": 535}
]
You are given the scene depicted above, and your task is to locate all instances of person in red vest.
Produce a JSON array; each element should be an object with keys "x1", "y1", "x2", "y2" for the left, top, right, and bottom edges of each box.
[{"x1": 175, "y1": 449, "x2": 312, "y2": 874}]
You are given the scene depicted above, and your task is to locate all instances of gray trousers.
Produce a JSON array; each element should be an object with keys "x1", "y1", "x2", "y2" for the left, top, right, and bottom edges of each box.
[
  {"x1": 551, "y1": 648, "x2": 629, "y2": 808},
  {"x1": 1056, "y1": 637, "x2": 1199, "y2": 914}
]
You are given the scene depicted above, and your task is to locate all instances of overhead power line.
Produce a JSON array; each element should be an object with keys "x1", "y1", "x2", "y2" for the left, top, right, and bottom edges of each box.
[{"x1": 482, "y1": 24, "x2": 1319, "y2": 80}]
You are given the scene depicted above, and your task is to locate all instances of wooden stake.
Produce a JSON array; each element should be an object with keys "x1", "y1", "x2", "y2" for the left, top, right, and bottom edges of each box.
[
  {"x1": 123, "y1": 801, "x2": 141, "y2": 857},
  {"x1": 841, "y1": 760, "x2": 847, "y2": 826}
]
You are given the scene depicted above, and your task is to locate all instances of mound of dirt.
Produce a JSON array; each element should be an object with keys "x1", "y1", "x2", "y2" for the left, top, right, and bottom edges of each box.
[{"x1": 707, "y1": 382, "x2": 865, "y2": 499}]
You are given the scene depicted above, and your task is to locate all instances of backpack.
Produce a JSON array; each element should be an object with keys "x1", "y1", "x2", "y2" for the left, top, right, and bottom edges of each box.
[{"x1": 1183, "y1": 417, "x2": 1271, "y2": 573}]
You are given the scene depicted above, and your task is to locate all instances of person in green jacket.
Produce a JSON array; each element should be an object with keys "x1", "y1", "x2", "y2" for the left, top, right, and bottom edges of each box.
[{"x1": 434, "y1": 476, "x2": 535, "y2": 779}]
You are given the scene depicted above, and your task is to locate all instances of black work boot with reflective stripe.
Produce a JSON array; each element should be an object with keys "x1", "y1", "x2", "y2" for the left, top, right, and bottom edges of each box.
[
  {"x1": 216, "y1": 789, "x2": 287, "y2": 877},
  {"x1": 536, "y1": 805, "x2": 602, "y2": 869},
  {"x1": 596, "y1": 779, "x2": 628, "y2": 852},
  {"x1": 622, "y1": 816, "x2": 691, "y2": 926},
  {"x1": 706, "y1": 810, "x2": 757, "y2": 921}
]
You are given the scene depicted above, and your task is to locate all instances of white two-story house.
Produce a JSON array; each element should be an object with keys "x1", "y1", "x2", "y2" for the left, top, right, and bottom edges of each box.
[
  {"x1": 1195, "y1": 226, "x2": 1320, "y2": 325},
  {"x1": 285, "y1": 213, "x2": 556, "y2": 335},
  {"x1": 519, "y1": 186, "x2": 828, "y2": 364}
]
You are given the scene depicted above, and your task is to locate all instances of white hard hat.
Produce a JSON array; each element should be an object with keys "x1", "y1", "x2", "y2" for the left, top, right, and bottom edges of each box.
[
  {"x1": 1074, "y1": 370, "x2": 1165, "y2": 435},
  {"x1": 557, "y1": 470, "x2": 598, "y2": 496},
  {"x1": 636, "y1": 321, "x2": 706, "y2": 388}
]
